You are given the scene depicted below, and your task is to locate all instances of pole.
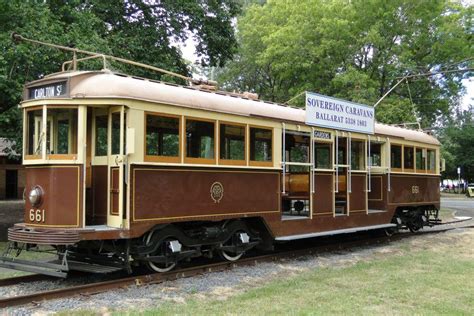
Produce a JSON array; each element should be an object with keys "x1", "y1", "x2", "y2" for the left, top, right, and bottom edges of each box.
[{"x1": 457, "y1": 167, "x2": 461, "y2": 194}]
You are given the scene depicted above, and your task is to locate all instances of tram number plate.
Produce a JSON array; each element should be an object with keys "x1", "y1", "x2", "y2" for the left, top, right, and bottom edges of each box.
[
  {"x1": 29, "y1": 209, "x2": 46, "y2": 223},
  {"x1": 412, "y1": 186, "x2": 420, "y2": 194}
]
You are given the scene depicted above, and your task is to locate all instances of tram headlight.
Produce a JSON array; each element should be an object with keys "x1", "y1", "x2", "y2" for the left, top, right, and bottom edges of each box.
[{"x1": 28, "y1": 186, "x2": 43, "y2": 206}]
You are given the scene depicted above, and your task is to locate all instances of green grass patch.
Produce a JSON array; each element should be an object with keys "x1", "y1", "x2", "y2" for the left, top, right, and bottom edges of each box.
[{"x1": 139, "y1": 243, "x2": 473, "y2": 315}]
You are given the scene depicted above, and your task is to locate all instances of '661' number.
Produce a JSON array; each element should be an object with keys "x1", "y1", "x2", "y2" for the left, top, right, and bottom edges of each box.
[{"x1": 29, "y1": 209, "x2": 45, "y2": 223}]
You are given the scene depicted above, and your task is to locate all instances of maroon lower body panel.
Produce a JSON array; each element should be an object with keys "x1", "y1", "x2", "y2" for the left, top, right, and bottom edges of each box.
[
  {"x1": 24, "y1": 165, "x2": 83, "y2": 227},
  {"x1": 131, "y1": 166, "x2": 280, "y2": 222}
]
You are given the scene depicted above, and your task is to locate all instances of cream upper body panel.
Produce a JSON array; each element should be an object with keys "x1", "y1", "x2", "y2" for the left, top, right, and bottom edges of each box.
[{"x1": 21, "y1": 71, "x2": 440, "y2": 146}]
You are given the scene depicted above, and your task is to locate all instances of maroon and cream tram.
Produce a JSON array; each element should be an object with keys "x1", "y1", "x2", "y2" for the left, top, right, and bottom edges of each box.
[{"x1": 0, "y1": 67, "x2": 440, "y2": 277}]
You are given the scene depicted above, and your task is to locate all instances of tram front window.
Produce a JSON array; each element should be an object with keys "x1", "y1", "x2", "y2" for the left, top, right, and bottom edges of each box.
[
  {"x1": 46, "y1": 108, "x2": 78, "y2": 156},
  {"x1": 26, "y1": 109, "x2": 44, "y2": 157},
  {"x1": 25, "y1": 107, "x2": 78, "y2": 158}
]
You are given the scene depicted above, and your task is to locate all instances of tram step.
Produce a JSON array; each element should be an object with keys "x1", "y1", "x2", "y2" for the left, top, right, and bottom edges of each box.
[
  {"x1": 64, "y1": 260, "x2": 124, "y2": 274},
  {"x1": 0, "y1": 257, "x2": 67, "y2": 278}
]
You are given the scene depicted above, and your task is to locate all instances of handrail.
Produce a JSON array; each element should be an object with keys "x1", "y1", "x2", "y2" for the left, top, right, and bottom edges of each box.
[
  {"x1": 387, "y1": 137, "x2": 391, "y2": 192},
  {"x1": 283, "y1": 162, "x2": 313, "y2": 166},
  {"x1": 335, "y1": 130, "x2": 339, "y2": 193},
  {"x1": 282, "y1": 123, "x2": 286, "y2": 194},
  {"x1": 347, "y1": 133, "x2": 352, "y2": 194},
  {"x1": 311, "y1": 127, "x2": 315, "y2": 194},
  {"x1": 367, "y1": 135, "x2": 371, "y2": 193}
]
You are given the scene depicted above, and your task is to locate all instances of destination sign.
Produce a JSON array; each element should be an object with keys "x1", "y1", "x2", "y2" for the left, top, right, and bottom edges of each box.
[
  {"x1": 306, "y1": 92, "x2": 374, "y2": 134},
  {"x1": 28, "y1": 81, "x2": 67, "y2": 100},
  {"x1": 313, "y1": 130, "x2": 331, "y2": 140}
]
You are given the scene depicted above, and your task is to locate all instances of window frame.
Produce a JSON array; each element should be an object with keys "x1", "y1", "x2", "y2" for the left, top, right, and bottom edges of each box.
[
  {"x1": 314, "y1": 141, "x2": 333, "y2": 171},
  {"x1": 403, "y1": 145, "x2": 415, "y2": 173},
  {"x1": 47, "y1": 106, "x2": 79, "y2": 160},
  {"x1": 427, "y1": 148, "x2": 437, "y2": 174},
  {"x1": 93, "y1": 112, "x2": 108, "y2": 158},
  {"x1": 390, "y1": 143, "x2": 403, "y2": 172},
  {"x1": 415, "y1": 147, "x2": 427, "y2": 173},
  {"x1": 24, "y1": 105, "x2": 79, "y2": 161},
  {"x1": 368, "y1": 142, "x2": 384, "y2": 168},
  {"x1": 24, "y1": 106, "x2": 44, "y2": 160},
  {"x1": 144, "y1": 111, "x2": 182, "y2": 163},
  {"x1": 350, "y1": 138, "x2": 366, "y2": 171},
  {"x1": 248, "y1": 125, "x2": 274, "y2": 167},
  {"x1": 218, "y1": 121, "x2": 247, "y2": 166},
  {"x1": 184, "y1": 116, "x2": 217, "y2": 165}
]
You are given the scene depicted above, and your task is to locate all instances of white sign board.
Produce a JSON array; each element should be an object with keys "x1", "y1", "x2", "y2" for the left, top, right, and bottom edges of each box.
[
  {"x1": 457, "y1": 167, "x2": 461, "y2": 175},
  {"x1": 306, "y1": 92, "x2": 375, "y2": 134}
]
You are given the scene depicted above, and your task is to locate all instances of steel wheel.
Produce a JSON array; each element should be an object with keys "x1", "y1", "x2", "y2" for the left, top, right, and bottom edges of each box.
[
  {"x1": 144, "y1": 233, "x2": 177, "y2": 273},
  {"x1": 218, "y1": 230, "x2": 247, "y2": 262}
]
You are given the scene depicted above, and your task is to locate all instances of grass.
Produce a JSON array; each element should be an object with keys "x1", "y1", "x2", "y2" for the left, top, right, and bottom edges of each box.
[{"x1": 133, "y1": 233, "x2": 474, "y2": 315}]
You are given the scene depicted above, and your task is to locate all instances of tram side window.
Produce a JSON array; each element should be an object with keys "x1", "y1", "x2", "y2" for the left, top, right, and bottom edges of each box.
[
  {"x1": 220, "y1": 124, "x2": 245, "y2": 162},
  {"x1": 350, "y1": 140, "x2": 365, "y2": 170},
  {"x1": 416, "y1": 148, "x2": 426, "y2": 171},
  {"x1": 285, "y1": 133, "x2": 310, "y2": 172},
  {"x1": 250, "y1": 127, "x2": 272, "y2": 163},
  {"x1": 111, "y1": 112, "x2": 121, "y2": 155},
  {"x1": 391, "y1": 145, "x2": 402, "y2": 169},
  {"x1": 369, "y1": 142, "x2": 382, "y2": 167},
  {"x1": 46, "y1": 108, "x2": 78, "y2": 156},
  {"x1": 337, "y1": 139, "x2": 347, "y2": 165},
  {"x1": 404, "y1": 146, "x2": 414, "y2": 170},
  {"x1": 26, "y1": 109, "x2": 43, "y2": 156},
  {"x1": 146, "y1": 114, "x2": 180, "y2": 159},
  {"x1": 314, "y1": 142, "x2": 331, "y2": 169},
  {"x1": 427, "y1": 149, "x2": 436, "y2": 172},
  {"x1": 186, "y1": 119, "x2": 215, "y2": 160},
  {"x1": 95, "y1": 115, "x2": 108, "y2": 156}
]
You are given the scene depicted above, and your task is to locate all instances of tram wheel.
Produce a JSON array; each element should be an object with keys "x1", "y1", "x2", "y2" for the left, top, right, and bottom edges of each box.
[
  {"x1": 218, "y1": 230, "x2": 247, "y2": 262},
  {"x1": 144, "y1": 233, "x2": 177, "y2": 273}
]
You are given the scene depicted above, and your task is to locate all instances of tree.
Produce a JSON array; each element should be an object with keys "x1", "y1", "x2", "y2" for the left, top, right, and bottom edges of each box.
[
  {"x1": 440, "y1": 106, "x2": 474, "y2": 182},
  {"x1": 218, "y1": 0, "x2": 473, "y2": 126},
  {"x1": 0, "y1": 0, "x2": 240, "y2": 155}
]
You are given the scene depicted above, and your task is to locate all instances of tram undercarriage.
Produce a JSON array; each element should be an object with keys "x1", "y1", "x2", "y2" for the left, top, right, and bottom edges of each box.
[{"x1": 0, "y1": 220, "x2": 264, "y2": 277}]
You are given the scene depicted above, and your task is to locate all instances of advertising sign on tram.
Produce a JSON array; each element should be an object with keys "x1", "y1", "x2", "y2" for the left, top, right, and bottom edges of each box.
[{"x1": 305, "y1": 92, "x2": 375, "y2": 134}]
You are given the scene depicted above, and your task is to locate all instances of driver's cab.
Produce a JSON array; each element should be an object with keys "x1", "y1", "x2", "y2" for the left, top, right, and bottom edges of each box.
[{"x1": 23, "y1": 104, "x2": 128, "y2": 230}]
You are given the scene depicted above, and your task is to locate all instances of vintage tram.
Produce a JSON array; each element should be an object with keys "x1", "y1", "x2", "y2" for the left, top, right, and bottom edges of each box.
[{"x1": 0, "y1": 60, "x2": 440, "y2": 277}]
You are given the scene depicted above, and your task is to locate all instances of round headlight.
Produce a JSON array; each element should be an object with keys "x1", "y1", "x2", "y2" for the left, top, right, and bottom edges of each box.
[{"x1": 28, "y1": 186, "x2": 43, "y2": 206}]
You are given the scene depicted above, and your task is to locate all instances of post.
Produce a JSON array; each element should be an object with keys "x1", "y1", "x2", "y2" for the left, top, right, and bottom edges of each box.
[{"x1": 457, "y1": 167, "x2": 461, "y2": 194}]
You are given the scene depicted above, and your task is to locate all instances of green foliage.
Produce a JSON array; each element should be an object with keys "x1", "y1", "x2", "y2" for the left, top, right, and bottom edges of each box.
[
  {"x1": 0, "y1": 0, "x2": 240, "y2": 155},
  {"x1": 440, "y1": 107, "x2": 474, "y2": 182},
  {"x1": 218, "y1": 0, "x2": 473, "y2": 126}
]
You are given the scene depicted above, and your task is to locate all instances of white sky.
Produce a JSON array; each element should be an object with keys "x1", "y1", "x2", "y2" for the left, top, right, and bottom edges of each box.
[{"x1": 462, "y1": 78, "x2": 473, "y2": 109}]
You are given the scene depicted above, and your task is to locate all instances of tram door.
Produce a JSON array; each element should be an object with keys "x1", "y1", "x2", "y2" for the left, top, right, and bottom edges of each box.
[
  {"x1": 334, "y1": 134, "x2": 368, "y2": 215},
  {"x1": 334, "y1": 136, "x2": 349, "y2": 215},
  {"x1": 107, "y1": 106, "x2": 125, "y2": 228}
]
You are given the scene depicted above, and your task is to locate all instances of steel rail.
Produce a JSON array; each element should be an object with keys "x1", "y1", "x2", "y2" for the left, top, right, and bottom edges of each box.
[{"x1": 1, "y1": 224, "x2": 472, "y2": 309}]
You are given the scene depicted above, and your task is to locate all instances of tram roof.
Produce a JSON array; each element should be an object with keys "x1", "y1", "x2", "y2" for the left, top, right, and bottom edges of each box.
[{"x1": 25, "y1": 70, "x2": 440, "y2": 145}]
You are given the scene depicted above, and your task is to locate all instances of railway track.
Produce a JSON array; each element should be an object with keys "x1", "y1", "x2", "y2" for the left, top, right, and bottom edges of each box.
[{"x1": 1, "y1": 224, "x2": 472, "y2": 309}]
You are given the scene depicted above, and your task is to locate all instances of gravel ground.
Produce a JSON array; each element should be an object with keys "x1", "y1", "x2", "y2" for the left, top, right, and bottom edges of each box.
[{"x1": 2, "y1": 216, "x2": 472, "y2": 315}]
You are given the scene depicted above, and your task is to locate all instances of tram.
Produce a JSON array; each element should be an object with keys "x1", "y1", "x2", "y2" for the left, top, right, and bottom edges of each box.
[{"x1": 0, "y1": 37, "x2": 441, "y2": 277}]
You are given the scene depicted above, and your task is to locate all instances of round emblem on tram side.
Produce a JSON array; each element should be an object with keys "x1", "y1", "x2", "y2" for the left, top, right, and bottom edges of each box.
[{"x1": 210, "y1": 182, "x2": 224, "y2": 203}]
